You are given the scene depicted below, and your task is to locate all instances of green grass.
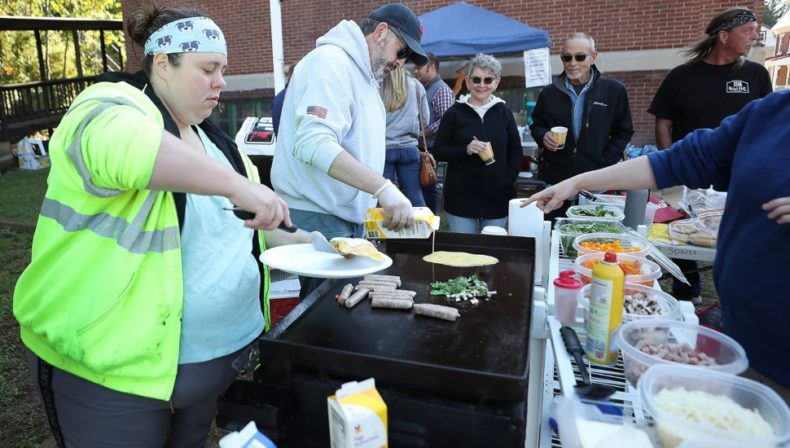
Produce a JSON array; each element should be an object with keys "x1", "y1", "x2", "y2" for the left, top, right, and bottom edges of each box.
[
  {"x1": 0, "y1": 168, "x2": 49, "y2": 226},
  {"x1": 0, "y1": 168, "x2": 50, "y2": 445}
]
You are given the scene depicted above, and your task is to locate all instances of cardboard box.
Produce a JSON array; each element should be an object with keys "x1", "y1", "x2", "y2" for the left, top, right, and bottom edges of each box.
[
  {"x1": 327, "y1": 378, "x2": 387, "y2": 448},
  {"x1": 364, "y1": 207, "x2": 439, "y2": 239}
]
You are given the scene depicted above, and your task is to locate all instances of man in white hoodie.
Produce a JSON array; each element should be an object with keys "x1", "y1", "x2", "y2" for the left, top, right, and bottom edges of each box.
[{"x1": 272, "y1": 3, "x2": 428, "y2": 246}]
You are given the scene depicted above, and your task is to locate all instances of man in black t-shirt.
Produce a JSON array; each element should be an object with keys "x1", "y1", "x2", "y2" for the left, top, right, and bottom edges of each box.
[{"x1": 648, "y1": 7, "x2": 772, "y2": 303}]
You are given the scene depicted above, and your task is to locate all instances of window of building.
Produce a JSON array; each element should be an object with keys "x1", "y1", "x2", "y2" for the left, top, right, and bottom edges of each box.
[
  {"x1": 211, "y1": 98, "x2": 274, "y2": 138},
  {"x1": 780, "y1": 34, "x2": 790, "y2": 56},
  {"x1": 777, "y1": 66, "x2": 788, "y2": 87}
]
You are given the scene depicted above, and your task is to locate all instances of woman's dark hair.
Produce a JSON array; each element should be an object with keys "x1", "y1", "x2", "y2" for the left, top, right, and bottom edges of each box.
[
  {"x1": 683, "y1": 7, "x2": 754, "y2": 66},
  {"x1": 126, "y1": 5, "x2": 203, "y2": 75}
]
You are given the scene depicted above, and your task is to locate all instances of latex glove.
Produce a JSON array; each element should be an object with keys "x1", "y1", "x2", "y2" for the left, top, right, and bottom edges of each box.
[{"x1": 376, "y1": 180, "x2": 415, "y2": 231}]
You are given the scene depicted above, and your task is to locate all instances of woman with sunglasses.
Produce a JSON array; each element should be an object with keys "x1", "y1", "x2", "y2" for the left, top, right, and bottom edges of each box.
[
  {"x1": 529, "y1": 32, "x2": 633, "y2": 219},
  {"x1": 432, "y1": 53, "x2": 523, "y2": 233}
]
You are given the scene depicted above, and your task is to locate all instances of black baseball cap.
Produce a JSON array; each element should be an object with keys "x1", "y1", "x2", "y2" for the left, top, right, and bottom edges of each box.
[{"x1": 369, "y1": 3, "x2": 428, "y2": 65}]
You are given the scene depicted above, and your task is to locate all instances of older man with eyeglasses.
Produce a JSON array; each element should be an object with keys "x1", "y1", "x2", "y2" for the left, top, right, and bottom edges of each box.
[{"x1": 530, "y1": 32, "x2": 634, "y2": 219}]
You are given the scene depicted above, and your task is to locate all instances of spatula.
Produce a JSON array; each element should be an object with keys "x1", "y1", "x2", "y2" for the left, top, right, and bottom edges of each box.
[{"x1": 560, "y1": 326, "x2": 617, "y2": 400}]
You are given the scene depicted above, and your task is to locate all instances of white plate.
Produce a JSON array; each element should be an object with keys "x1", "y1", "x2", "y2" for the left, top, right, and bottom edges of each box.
[{"x1": 259, "y1": 243, "x2": 392, "y2": 279}]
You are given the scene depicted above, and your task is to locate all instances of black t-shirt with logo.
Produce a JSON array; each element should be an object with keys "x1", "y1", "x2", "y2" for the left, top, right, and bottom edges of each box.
[{"x1": 648, "y1": 60, "x2": 772, "y2": 142}]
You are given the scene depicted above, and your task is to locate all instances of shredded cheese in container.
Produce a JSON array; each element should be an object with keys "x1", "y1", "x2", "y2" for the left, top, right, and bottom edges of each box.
[{"x1": 653, "y1": 387, "x2": 774, "y2": 446}]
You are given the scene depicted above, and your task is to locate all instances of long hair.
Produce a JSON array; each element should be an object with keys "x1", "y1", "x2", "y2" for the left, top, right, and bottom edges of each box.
[
  {"x1": 380, "y1": 67, "x2": 409, "y2": 112},
  {"x1": 683, "y1": 7, "x2": 755, "y2": 65}
]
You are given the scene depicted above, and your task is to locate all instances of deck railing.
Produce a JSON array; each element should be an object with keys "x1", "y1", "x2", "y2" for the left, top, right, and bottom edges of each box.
[{"x1": 0, "y1": 76, "x2": 97, "y2": 140}]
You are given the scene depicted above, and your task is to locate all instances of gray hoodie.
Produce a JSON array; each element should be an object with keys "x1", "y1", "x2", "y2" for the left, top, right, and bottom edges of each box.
[
  {"x1": 385, "y1": 75, "x2": 430, "y2": 149},
  {"x1": 272, "y1": 20, "x2": 385, "y2": 224}
]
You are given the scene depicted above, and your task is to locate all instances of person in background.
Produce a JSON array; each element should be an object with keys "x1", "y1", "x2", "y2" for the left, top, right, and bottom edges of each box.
[
  {"x1": 523, "y1": 90, "x2": 790, "y2": 405},
  {"x1": 413, "y1": 52, "x2": 454, "y2": 212},
  {"x1": 648, "y1": 7, "x2": 772, "y2": 304},
  {"x1": 13, "y1": 6, "x2": 312, "y2": 446},
  {"x1": 380, "y1": 67, "x2": 430, "y2": 206},
  {"x1": 432, "y1": 53, "x2": 522, "y2": 233},
  {"x1": 272, "y1": 61, "x2": 298, "y2": 135},
  {"x1": 530, "y1": 32, "x2": 633, "y2": 220}
]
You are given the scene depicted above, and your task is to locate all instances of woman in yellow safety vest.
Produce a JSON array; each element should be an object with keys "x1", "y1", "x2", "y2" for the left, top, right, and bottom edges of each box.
[{"x1": 13, "y1": 6, "x2": 311, "y2": 446}]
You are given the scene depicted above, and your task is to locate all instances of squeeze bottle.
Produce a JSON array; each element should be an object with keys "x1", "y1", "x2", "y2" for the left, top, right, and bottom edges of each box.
[{"x1": 585, "y1": 252, "x2": 624, "y2": 365}]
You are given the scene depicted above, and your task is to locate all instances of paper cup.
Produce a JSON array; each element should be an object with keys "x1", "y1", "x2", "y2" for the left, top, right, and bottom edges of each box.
[{"x1": 551, "y1": 126, "x2": 568, "y2": 149}]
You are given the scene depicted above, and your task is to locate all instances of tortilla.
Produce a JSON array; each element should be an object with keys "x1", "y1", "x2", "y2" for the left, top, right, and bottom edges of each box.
[
  {"x1": 422, "y1": 251, "x2": 498, "y2": 267},
  {"x1": 330, "y1": 237, "x2": 383, "y2": 261}
]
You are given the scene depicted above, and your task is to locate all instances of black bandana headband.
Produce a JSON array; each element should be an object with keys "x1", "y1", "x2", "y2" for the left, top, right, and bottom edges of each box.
[{"x1": 708, "y1": 10, "x2": 757, "y2": 36}]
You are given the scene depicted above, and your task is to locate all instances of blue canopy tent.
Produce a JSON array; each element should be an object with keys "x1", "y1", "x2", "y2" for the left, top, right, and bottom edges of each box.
[{"x1": 418, "y1": 1, "x2": 551, "y2": 57}]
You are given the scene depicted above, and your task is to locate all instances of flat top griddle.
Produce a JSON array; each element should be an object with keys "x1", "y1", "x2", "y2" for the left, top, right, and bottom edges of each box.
[{"x1": 262, "y1": 233, "x2": 535, "y2": 401}]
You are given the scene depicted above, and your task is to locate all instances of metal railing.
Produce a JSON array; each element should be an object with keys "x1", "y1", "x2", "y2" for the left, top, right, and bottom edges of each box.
[{"x1": 0, "y1": 76, "x2": 97, "y2": 140}]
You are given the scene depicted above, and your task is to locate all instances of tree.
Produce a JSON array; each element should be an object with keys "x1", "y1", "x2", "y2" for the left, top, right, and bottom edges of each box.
[
  {"x1": 0, "y1": 0, "x2": 124, "y2": 84},
  {"x1": 764, "y1": 0, "x2": 789, "y2": 28}
]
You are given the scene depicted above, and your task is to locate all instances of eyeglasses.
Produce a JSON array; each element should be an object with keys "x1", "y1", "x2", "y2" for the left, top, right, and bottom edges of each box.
[
  {"x1": 388, "y1": 26, "x2": 412, "y2": 60},
  {"x1": 471, "y1": 76, "x2": 495, "y2": 85},
  {"x1": 560, "y1": 53, "x2": 588, "y2": 62}
]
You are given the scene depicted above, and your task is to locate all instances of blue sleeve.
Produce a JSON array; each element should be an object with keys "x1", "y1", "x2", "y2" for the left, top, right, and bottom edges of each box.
[
  {"x1": 646, "y1": 98, "x2": 758, "y2": 191},
  {"x1": 272, "y1": 88, "x2": 286, "y2": 135}
]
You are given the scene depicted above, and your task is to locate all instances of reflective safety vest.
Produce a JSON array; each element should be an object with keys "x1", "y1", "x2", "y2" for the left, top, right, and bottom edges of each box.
[{"x1": 13, "y1": 81, "x2": 269, "y2": 401}]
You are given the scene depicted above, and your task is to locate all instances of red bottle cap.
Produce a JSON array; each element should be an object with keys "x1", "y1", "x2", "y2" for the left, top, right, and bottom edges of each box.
[
  {"x1": 554, "y1": 271, "x2": 583, "y2": 289},
  {"x1": 604, "y1": 252, "x2": 618, "y2": 263}
]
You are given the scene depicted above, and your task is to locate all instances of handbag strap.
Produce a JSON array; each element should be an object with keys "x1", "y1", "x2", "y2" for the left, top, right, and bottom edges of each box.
[{"x1": 415, "y1": 88, "x2": 429, "y2": 153}]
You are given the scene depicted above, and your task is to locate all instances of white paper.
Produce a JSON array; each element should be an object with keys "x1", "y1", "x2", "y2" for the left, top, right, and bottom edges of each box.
[{"x1": 524, "y1": 48, "x2": 551, "y2": 88}]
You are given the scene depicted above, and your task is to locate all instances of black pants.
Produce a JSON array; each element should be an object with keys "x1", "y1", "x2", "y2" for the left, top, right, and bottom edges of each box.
[{"x1": 28, "y1": 348, "x2": 241, "y2": 447}]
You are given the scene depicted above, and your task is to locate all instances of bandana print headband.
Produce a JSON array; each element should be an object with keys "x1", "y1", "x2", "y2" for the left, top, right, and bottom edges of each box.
[
  {"x1": 144, "y1": 17, "x2": 226, "y2": 56},
  {"x1": 708, "y1": 10, "x2": 757, "y2": 36}
]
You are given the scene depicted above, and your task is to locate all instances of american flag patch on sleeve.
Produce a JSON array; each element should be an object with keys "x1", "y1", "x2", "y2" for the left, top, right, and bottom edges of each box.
[{"x1": 306, "y1": 105, "x2": 328, "y2": 119}]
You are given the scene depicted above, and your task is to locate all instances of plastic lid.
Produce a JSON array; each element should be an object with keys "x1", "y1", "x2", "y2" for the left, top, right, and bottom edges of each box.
[
  {"x1": 603, "y1": 252, "x2": 618, "y2": 263},
  {"x1": 554, "y1": 272, "x2": 583, "y2": 289}
]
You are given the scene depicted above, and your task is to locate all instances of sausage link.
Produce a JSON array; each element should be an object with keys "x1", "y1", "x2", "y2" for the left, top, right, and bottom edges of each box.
[
  {"x1": 413, "y1": 303, "x2": 460, "y2": 321},
  {"x1": 370, "y1": 298, "x2": 413, "y2": 310},
  {"x1": 344, "y1": 288, "x2": 370, "y2": 308}
]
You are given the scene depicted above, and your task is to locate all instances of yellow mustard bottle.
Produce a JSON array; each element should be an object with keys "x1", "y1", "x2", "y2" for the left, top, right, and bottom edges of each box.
[{"x1": 585, "y1": 252, "x2": 624, "y2": 365}]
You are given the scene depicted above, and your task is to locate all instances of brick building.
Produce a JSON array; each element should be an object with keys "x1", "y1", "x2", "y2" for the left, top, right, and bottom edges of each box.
[{"x1": 122, "y1": 0, "x2": 765, "y2": 145}]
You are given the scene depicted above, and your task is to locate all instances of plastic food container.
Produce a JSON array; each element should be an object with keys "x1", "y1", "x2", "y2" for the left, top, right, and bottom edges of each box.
[
  {"x1": 579, "y1": 283, "x2": 681, "y2": 323},
  {"x1": 574, "y1": 253, "x2": 661, "y2": 286},
  {"x1": 617, "y1": 319, "x2": 748, "y2": 388},
  {"x1": 573, "y1": 232, "x2": 650, "y2": 258},
  {"x1": 566, "y1": 204, "x2": 625, "y2": 222},
  {"x1": 640, "y1": 364, "x2": 790, "y2": 448},
  {"x1": 555, "y1": 218, "x2": 626, "y2": 258}
]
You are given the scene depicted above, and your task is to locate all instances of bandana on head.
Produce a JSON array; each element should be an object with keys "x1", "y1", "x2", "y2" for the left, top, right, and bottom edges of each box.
[
  {"x1": 144, "y1": 17, "x2": 226, "y2": 56},
  {"x1": 708, "y1": 10, "x2": 757, "y2": 36}
]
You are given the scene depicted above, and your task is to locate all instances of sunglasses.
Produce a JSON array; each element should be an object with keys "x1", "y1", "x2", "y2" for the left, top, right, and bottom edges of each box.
[
  {"x1": 389, "y1": 27, "x2": 412, "y2": 60},
  {"x1": 561, "y1": 53, "x2": 588, "y2": 62},
  {"x1": 471, "y1": 76, "x2": 495, "y2": 85}
]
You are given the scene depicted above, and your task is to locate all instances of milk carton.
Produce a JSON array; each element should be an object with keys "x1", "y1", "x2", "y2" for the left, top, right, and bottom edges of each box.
[
  {"x1": 364, "y1": 207, "x2": 439, "y2": 239},
  {"x1": 327, "y1": 378, "x2": 387, "y2": 448}
]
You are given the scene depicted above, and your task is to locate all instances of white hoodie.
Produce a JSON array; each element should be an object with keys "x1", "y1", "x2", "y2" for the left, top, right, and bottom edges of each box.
[{"x1": 272, "y1": 20, "x2": 385, "y2": 224}]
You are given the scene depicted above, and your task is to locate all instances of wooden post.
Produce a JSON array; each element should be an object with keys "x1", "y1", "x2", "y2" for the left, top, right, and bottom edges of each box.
[
  {"x1": 72, "y1": 30, "x2": 83, "y2": 78},
  {"x1": 34, "y1": 30, "x2": 47, "y2": 81},
  {"x1": 100, "y1": 30, "x2": 108, "y2": 72}
]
